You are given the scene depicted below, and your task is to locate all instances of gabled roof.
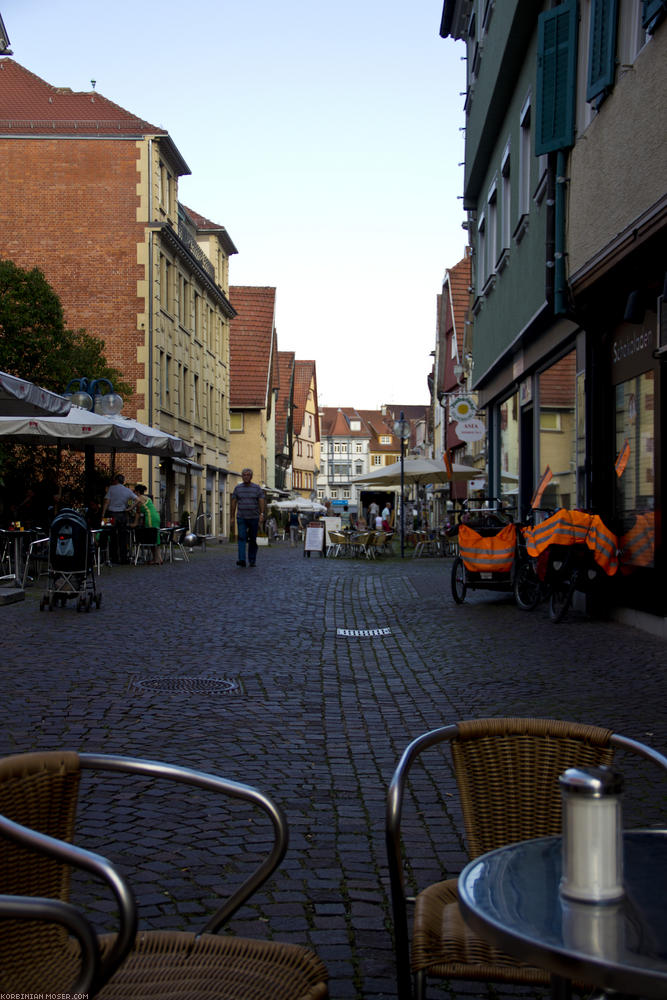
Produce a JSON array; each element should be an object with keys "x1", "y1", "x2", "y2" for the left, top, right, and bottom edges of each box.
[
  {"x1": 181, "y1": 205, "x2": 238, "y2": 256},
  {"x1": 444, "y1": 251, "x2": 472, "y2": 360},
  {"x1": 358, "y1": 409, "x2": 400, "y2": 453},
  {"x1": 319, "y1": 406, "x2": 367, "y2": 438},
  {"x1": 293, "y1": 360, "x2": 319, "y2": 441},
  {"x1": 275, "y1": 351, "x2": 295, "y2": 452},
  {"x1": 229, "y1": 286, "x2": 276, "y2": 409},
  {"x1": 0, "y1": 59, "x2": 190, "y2": 174}
]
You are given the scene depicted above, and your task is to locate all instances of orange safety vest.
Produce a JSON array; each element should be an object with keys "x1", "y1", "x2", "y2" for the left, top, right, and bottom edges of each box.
[
  {"x1": 458, "y1": 523, "x2": 517, "y2": 573},
  {"x1": 522, "y1": 509, "x2": 618, "y2": 576},
  {"x1": 619, "y1": 512, "x2": 654, "y2": 571}
]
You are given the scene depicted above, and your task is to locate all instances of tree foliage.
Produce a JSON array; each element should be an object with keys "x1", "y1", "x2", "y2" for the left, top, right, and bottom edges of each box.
[{"x1": 0, "y1": 259, "x2": 131, "y2": 397}]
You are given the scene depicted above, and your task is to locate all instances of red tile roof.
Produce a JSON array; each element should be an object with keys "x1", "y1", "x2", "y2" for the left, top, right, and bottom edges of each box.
[
  {"x1": 229, "y1": 286, "x2": 276, "y2": 408},
  {"x1": 0, "y1": 58, "x2": 189, "y2": 173},
  {"x1": 275, "y1": 351, "x2": 295, "y2": 452},
  {"x1": 293, "y1": 360, "x2": 319, "y2": 441},
  {"x1": 181, "y1": 205, "x2": 238, "y2": 255}
]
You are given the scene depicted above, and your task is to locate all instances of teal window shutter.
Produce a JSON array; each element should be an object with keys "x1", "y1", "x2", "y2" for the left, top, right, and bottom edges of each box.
[
  {"x1": 587, "y1": 0, "x2": 618, "y2": 103},
  {"x1": 536, "y1": 0, "x2": 579, "y2": 154},
  {"x1": 642, "y1": 0, "x2": 666, "y2": 30}
]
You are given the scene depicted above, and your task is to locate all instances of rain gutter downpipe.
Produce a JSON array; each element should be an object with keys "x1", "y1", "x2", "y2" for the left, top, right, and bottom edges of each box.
[{"x1": 554, "y1": 149, "x2": 568, "y2": 316}]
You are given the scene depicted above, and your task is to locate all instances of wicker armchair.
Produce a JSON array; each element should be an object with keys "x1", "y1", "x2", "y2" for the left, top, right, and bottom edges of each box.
[
  {"x1": 0, "y1": 751, "x2": 328, "y2": 999},
  {"x1": 386, "y1": 716, "x2": 667, "y2": 1000}
]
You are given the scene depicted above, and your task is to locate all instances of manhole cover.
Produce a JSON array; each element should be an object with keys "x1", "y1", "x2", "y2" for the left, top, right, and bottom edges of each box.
[
  {"x1": 336, "y1": 627, "x2": 392, "y2": 638},
  {"x1": 129, "y1": 676, "x2": 243, "y2": 695}
]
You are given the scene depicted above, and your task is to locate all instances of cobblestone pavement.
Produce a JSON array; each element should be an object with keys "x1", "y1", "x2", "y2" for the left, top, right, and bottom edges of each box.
[{"x1": 2, "y1": 541, "x2": 667, "y2": 999}]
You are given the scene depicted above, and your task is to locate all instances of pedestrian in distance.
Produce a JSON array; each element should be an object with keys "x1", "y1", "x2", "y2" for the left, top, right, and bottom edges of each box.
[
  {"x1": 230, "y1": 468, "x2": 265, "y2": 567},
  {"x1": 288, "y1": 508, "x2": 300, "y2": 547}
]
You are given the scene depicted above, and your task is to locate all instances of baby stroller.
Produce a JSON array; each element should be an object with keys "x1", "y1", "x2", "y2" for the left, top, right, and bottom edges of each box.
[{"x1": 39, "y1": 508, "x2": 101, "y2": 612}]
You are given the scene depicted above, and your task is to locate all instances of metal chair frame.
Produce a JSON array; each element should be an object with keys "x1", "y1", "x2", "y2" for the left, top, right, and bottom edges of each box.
[
  {"x1": 0, "y1": 751, "x2": 327, "y2": 999},
  {"x1": 386, "y1": 717, "x2": 667, "y2": 1000}
]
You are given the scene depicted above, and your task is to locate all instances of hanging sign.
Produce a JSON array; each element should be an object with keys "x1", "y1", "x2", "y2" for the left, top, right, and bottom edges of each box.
[
  {"x1": 450, "y1": 396, "x2": 476, "y2": 421},
  {"x1": 455, "y1": 418, "x2": 485, "y2": 442}
]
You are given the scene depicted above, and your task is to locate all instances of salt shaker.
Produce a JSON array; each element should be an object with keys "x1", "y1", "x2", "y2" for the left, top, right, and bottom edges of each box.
[{"x1": 559, "y1": 765, "x2": 624, "y2": 903}]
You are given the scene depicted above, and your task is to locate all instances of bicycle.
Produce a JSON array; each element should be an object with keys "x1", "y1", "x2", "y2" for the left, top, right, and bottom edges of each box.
[
  {"x1": 513, "y1": 509, "x2": 555, "y2": 612},
  {"x1": 521, "y1": 509, "x2": 619, "y2": 623}
]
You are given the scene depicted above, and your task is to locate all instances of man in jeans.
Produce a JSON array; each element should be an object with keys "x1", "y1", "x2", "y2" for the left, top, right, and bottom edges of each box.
[{"x1": 230, "y1": 468, "x2": 265, "y2": 567}]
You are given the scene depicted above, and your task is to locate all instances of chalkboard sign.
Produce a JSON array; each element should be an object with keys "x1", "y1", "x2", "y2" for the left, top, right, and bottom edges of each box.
[{"x1": 304, "y1": 523, "x2": 325, "y2": 552}]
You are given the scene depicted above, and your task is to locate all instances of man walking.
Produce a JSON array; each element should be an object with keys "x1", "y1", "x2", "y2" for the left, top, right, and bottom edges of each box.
[{"x1": 230, "y1": 468, "x2": 265, "y2": 567}]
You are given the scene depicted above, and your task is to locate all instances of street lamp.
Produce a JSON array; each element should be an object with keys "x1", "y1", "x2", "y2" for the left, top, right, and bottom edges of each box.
[
  {"x1": 393, "y1": 411, "x2": 411, "y2": 559},
  {"x1": 64, "y1": 377, "x2": 123, "y2": 416},
  {"x1": 63, "y1": 377, "x2": 124, "y2": 505}
]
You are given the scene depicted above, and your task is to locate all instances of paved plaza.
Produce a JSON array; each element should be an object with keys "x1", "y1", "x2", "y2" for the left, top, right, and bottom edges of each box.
[{"x1": 2, "y1": 540, "x2": 667, "y2": 999}]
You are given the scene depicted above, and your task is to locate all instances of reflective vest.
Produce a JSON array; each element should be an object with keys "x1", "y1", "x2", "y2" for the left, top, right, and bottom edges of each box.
[
  {"x1": 619, "y1": 512, "x2": 654, "y2": 571},
  {"x1": 522, "y1": 509, "x2": 618, "y2": 576},
  {"x1": 458, "y1": 523, "x2": 517, "y2": 573}
]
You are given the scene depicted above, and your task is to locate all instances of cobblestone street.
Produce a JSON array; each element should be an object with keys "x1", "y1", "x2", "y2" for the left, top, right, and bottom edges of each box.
[{"x1": 2, "y1": 541, "x2": 667, "y2": 999}]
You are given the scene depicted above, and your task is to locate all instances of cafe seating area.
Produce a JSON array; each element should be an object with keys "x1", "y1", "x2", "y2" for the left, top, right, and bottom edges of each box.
[
  {"x1": 386, "y1": 716, "x2": 667, "y2": 1000},
  {"x1": 326, "y1": 529, "x2": 394, "y2": 559}
]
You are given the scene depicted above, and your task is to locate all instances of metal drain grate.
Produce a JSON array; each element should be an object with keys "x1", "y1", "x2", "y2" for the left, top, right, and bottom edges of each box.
[
  {"x1": 336, "y1": 627, "x2": 392, "y2": 638},
  {"x1": 129, "y1": 676, "x2": 243, "y2": 695}
]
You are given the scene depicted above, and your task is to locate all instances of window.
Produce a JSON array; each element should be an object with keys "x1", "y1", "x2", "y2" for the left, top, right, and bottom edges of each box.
[
  {"x1": 334, "y1": 443, "x2": 341, "y2": 453},
  {"x1": 331, "y1": 489, "x2": 338, "y2": 499},
  {"x1": 230, "y1": 412, "x2": 243, "y2": 432},
  {"x1": 355, "y1": 443, "x2": 363, "y2": 453},
  {"x1": 539, "y1": 351, "x2": 577, "y2": 509},
  {"x1": 194, "y1": 294, "x2": 202, "y2": 340},
  {"x1": 183, "y1": 366, "x2": 190, "y2": 417},
  {"x1": 501, "y1": 144, "x2": 511, "y2": 252},
  {"x1": 587, "y1": 0, "x2": 619, "y2": 103},
  {"x1": 350, "y1": 420, "x2": 361, "y2": 431},
  {"x1": 518, "y1": 100, "x2": 532, "y2": 220},
  {"x1": 536, "y1": 0, "x2": 579, "y2": 154},
  {"x1": 487, "y1": 180, "x2": 498, "y2": 275},
  {"x1": 194, "y1": 373, "x2": 200, "y2": 422},
  {"x1": 343, "y1": 489, "x2": 350, "y2": 499},
  {"x1": 615, "y1": 370, "x2": 655, "y2": 566},
  {"x1": 477, "y1": 213, "x2": 487, "y2": 290},
  {"x1": 164, "y1": 355, "x2": 171, "y2": 399},
  {"x1": 160, "y1": 255, "x2": 172, "y2": 312},
  {"x1": 373, "y1": 455, "x2": 382, "y2": 466},
  {"x1": 380, "y1": 435, "x2": 391, "y2": 444},
  {"x1": 355, "y1": 463, "x2": 363, "y2": 475}
]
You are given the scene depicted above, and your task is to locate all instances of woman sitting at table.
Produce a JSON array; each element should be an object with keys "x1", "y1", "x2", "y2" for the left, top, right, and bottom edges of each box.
[{"x1": 132, "y1": 484, "x2": 162, "y2": 564}]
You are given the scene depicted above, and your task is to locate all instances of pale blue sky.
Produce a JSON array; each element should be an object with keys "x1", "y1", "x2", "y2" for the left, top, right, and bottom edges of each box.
[{"x1": 3, "y1": 0, "x2": 467, "y2": 408}]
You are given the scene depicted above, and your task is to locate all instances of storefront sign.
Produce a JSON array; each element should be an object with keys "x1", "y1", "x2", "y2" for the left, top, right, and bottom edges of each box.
[
  {"x1": 450, "y1": 396, "x2": 476, "y2": 420},
  {"x1": 611, "y1": 319, "x2": 655, "y2": 383},
  {"x1": 455, "y1": 418, "x2": 485, "y2": 442}
]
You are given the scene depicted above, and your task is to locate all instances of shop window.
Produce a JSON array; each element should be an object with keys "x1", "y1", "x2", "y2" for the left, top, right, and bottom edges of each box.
[
  {"x1": 615, "y1": 371, "x2": 655, "y2": 567},
  {"x1": 538, "y1": 351, "x2": 577, "y2": 509},
  {"x1": 499, "y1": 392, "x2": 519, "y2": 498}
]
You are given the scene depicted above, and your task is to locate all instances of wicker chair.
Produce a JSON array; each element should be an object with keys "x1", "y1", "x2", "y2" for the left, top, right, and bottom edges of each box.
[
  {"x1": 0, "y1": 751, "x2": 328, "y2": 999},
  {"x1": 386, "y1": 716, "x2": 667, "y2": 1000}
]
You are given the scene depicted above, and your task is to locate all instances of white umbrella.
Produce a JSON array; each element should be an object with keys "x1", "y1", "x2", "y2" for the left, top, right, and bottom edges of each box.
[
  {"x1": 0, "y1": 370, "x2": 71, "y2": 417},
  {"x1": 351, "y1": 457, "x2": 479, "y2": 486},
  {"x1": 271, "y1": 499, "x2": 327, "y2": 513},
  {"x1": 0, "y1": 405, "x2": 193, "y2": 457}
]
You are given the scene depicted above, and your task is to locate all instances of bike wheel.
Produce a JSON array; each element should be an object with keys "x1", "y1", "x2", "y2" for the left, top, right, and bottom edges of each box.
[
  {"x1": 549, "y1": 576, "x2": 576, "y2": 623},
  {"x1": 451, "y1": 557, "x2": 467, "y2": 604},
  {"x1": 514, "y1": 561, "x2": 541, "y2": 611}
]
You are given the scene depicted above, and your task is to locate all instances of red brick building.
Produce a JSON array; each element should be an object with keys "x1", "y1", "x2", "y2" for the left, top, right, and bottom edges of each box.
[{"x1": 0, "y1": 59, "x2": 236, "y2": 530}]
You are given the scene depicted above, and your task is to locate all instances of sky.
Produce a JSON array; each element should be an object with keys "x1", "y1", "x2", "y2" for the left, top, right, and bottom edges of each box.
[{"x1": 2, "y1": 0, "x2": 467, "y2": 409}]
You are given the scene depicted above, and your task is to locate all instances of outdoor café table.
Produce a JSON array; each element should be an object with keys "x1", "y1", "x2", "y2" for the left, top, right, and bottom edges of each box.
[
  {"x1": 458, "y1": 829, "x2": 667, "y2": 1000},
  {"x1": 0, "y1": 527, "x2": 40, "y2": 585}
]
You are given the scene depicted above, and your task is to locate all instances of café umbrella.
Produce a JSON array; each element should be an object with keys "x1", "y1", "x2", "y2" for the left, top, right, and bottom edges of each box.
[
  {"x1": 0, "y1": 370, "x2": 72, "y2": 417},
  {"x1": 351, "y1": 457, "x2": 480, "y2": 486},
  {"x1": 0, "y1": 405, "x2": 193, "y2": 457}
]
